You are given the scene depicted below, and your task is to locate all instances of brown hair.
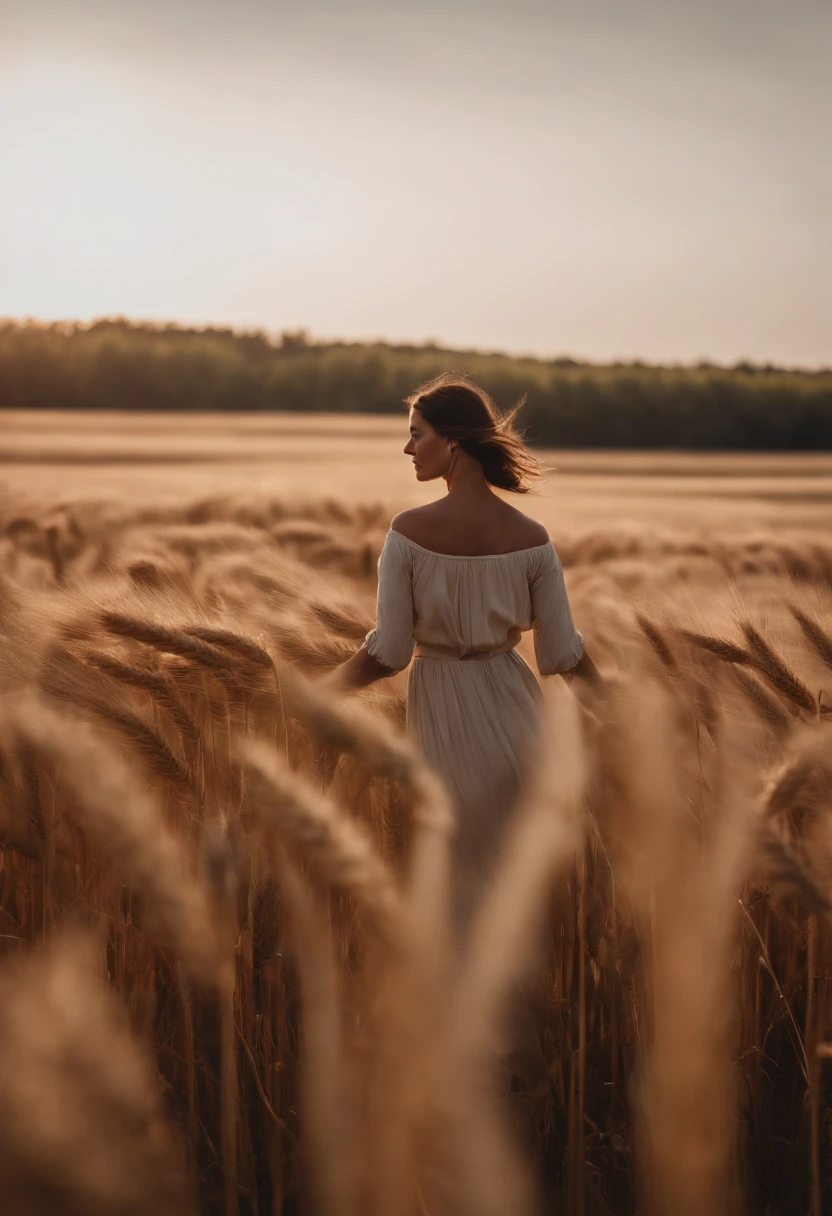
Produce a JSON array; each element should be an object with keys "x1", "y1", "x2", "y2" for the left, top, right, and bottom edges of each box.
[{"x1": 405, "y1": 373, "x2": 542, "y2": 493}]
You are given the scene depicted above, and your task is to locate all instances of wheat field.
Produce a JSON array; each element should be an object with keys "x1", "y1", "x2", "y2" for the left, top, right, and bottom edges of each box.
[{"x1": 1, "y1": 410, "x2": 831, "y2": 1215}]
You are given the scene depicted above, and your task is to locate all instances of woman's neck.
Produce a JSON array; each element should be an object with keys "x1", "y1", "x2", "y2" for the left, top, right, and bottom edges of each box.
[{"x1": 443, "y1": 450, "x2": 493, "y2": 499}]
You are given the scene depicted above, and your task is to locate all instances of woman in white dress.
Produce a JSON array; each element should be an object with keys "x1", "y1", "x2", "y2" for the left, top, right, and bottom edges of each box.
[{"x1": 332, "y1": 373, "x2": 598, "y2": 929}]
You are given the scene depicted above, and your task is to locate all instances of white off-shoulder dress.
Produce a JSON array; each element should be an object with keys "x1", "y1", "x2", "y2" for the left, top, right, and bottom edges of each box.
[{"x1": 364, "y1": 527, "x2": 584, "y2": 928}]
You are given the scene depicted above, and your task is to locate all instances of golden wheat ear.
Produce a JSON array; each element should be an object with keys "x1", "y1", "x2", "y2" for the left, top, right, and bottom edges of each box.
[
  {"x1": 752, "y1": 821, "x2": 831, "y2": 916},
  {"x1": 99, "y1": 610, "x2": 235, "y2": 674},
  {"x1": 740, "y1": 621, "x2": 817, "y2": 715},
  {"x1": 0, "y1": 929, "x2": 197, "y2": 1216},
  {"x1": 763, "y1": 754, "x2": 825, "y2": 820},
  {"x1": 39, "y1": 644, "x2": 195, "y2": 797},
  {"x1": 637, "y1": 613, "x2": 678, "y2": 670},
  {"x1": 272, "y1": 669, "x2": 455, "y2": 971},
  {"x1": 241, "y1": 738, "x2": 405, "y2": 947},
  {"x1": 789, "y1": 603, "x2": 832, "y2": 672},
  {"x1": 677, "y1": 628, "x2": 752, "y2": 666},
  {"x1": 83, "y1": 649, "x2": 201, "y2": 750},
  {"x1": 242, "y1": 735, "x2": 429, "y2": 1215},
  {"x1": 759, "y1": 733, "x2": 832, "y2": 870},
  {"x1": 730, "y1": 666, "x2": 792, "y2": 735},
  {"x1": 185, "y1": 625, "x2": 276, "y2": 671},
  {"x1": 277, "y1": 675, "x2": 456, "y2": 1216},
  {"x1": 2, "y1": 696, "x2": 228, "y2": 988},
  {"x1": 268, "y1": 619, "x2": 356, "y2": 670},
  {"x1": 0, "y1": 571, "x2": 23, "y2": 638},
  {"x1": 274, "y1": 666, "x2": 436, "y2": 808},
  {"x1": 307, "y1": 599, "x2": 374, "y2": 641}
]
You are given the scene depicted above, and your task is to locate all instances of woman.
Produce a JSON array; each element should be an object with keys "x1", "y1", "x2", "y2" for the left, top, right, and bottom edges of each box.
[{"x1": 331, "y1": 373, "x2": 598, "y2": 930}]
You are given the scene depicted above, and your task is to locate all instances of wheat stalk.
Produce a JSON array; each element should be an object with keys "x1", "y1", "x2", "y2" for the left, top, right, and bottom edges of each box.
[
  {"x1": 269, "y1": 679, "x2": 456, "y2": 1214},
  {"x1": 623, "y1": 685, "x2": 754, "y2": 1216},
  {"x1": 276, "y1": 852, "x2": 354, "y2": 1216},
  {"x1": 242, "y1": 739, "x2": 405, "y2": 947},
  {"x1": 0, "y1": 929, "x2": 197, "y2": 1216},
  {"x1": 2, "y1": 695, "x2": 228, "y2": 987},
  {"x1": 276, "y1": 671, "x2": 454, "y2": 961}
]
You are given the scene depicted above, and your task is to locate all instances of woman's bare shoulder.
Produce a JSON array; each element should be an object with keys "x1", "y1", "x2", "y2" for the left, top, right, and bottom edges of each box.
[
  {"x1": 389, "y1": 505, "x2": 443, "y2": 545},
  {"x1": 500, "y1": 505, "x2": 550, "y2": 548},
  {"x1": 391, "y1": 503, "x2": 549, "y2": 552}
]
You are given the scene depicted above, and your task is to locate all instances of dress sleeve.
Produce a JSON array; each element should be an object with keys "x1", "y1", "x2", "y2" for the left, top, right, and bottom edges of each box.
[
  {"x1": 363, "y1": 532, "x2": 416, "y2": 672},
  {"x1": 530, "y1": 544, "x2": 584, "y2": 675}
]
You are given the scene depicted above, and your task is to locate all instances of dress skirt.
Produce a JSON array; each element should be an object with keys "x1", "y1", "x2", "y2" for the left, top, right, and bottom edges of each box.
[{"x1": 407, "y1": 650, "x2": 544, "y2": 932}]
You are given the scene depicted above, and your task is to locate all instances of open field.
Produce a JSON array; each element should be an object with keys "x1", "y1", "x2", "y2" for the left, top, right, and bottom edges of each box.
[
  {"x1": 5, "y1": 408, "x2": 832, "y2": 526},
  {"x1": 0, "y1": 410, "x2": 831, "y2": 1215}
]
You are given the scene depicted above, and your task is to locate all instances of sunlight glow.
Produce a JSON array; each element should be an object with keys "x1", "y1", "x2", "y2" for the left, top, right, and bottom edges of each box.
[{"x1": 1, "y1": 3, "x2": 828, "y2": 365}]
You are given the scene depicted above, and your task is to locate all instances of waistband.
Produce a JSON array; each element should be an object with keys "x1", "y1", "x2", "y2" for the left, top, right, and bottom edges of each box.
[{"x1": 414, "y1": 638, "x2": 519, "y2": 662}]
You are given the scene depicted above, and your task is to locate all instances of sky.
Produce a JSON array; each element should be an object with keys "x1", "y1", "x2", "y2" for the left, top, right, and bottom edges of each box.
[{"x1": 1, "y1": 0, "x2": 829, "y2": 365}]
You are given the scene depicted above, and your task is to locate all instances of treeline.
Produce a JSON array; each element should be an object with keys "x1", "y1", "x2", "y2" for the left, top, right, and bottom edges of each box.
[{"x1": 1, "y1": 318, "x2": 830, "y2": 449}]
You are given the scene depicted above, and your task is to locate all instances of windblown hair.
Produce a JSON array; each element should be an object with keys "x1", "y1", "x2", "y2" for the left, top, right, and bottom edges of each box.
[{"x1": 405, "y1": 373, "x2": 542, "y2": 493}]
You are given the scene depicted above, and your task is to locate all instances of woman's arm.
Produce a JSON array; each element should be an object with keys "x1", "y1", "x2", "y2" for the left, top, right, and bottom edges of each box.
[
  {"x1": 322, "y1": 530, "x2": 415, "y2": 692},
  {"x1": 530, "y1": 547, "x2": 590, "y2": 682},
  {"x1": 324, "y1": 644, "x2": 397, "y2": 692}
]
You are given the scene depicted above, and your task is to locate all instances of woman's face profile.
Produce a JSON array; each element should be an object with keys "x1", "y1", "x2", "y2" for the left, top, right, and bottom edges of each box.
[{"x1": 403, "y1": 408, "x2": 454, "y2": 482}]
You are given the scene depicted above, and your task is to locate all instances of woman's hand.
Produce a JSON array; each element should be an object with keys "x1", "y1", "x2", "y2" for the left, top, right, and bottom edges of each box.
[
  {"x1": 321, "y1": 645, "x2": 397, "y2": 692},
  {"x1": 566, "y1": 648, "x2": 602, "y2": 687}
]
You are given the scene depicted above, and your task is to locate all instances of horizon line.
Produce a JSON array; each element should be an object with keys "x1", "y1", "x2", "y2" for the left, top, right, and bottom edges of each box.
[{"x1": 2, "y1": 314, "x2": 830, "y2": 377}]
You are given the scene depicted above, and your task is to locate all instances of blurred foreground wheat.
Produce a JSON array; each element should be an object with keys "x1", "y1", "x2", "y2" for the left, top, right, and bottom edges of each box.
[{"x1": 0, "y1": 486, "x2": 831, "y2": 1214}]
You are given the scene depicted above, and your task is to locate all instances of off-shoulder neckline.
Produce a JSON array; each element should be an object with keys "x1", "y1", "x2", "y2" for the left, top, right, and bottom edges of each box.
[{"x1": 388, "y1": 527, "x2": 552, "y2": 560}]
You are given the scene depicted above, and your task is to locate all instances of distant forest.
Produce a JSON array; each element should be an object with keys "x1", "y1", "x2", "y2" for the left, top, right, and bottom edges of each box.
[{"x1": 1, "y1": 318, "x2": 830, "y2": 449}]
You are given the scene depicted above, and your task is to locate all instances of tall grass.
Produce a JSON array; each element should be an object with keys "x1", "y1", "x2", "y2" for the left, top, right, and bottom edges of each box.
[{"x1": 0, "y1": 485, "x2": 831, "y2": 1214}]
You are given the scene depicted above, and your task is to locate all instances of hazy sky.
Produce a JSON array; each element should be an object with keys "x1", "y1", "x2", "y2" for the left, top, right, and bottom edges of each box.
[{"x1": 1, "y1": 0, "x2": 829, "y2": 364}]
